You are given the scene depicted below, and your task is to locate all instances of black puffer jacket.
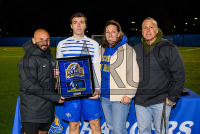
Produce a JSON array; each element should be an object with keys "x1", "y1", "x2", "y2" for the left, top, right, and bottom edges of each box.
[{"x1": 18, "y1": 40, "x2": 61, "y2": 123}]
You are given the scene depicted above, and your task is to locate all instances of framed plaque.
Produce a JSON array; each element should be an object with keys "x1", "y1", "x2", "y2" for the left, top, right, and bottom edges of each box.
[{"x1": 56, "y1": 56, "x2": 95, "y2": 101}]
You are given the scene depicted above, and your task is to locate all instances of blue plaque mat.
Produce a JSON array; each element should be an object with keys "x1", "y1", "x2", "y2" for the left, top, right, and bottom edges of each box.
[{"x1": 56, "y1": 56, "x2": 94, "y2": 100}]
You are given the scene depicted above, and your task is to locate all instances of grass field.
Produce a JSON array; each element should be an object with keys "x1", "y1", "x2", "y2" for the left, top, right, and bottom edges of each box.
[{"x1": 0, "y1": 46, "x2": 200, "y2": 133}]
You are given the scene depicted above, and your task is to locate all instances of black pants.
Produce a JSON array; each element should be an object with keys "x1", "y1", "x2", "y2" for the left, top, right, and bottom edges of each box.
[{"x1": 20, "y1": 122, "x2": 52, "y2": 134}]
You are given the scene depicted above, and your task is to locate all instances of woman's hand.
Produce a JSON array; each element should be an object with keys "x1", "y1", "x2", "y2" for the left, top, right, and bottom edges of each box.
[{"x1": 121, "y1": 96, "x2": 131, "y2": 105}]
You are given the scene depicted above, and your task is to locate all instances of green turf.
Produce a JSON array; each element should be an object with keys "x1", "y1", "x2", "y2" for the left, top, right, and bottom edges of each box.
[
  {"x1": 179, "y1": 47, "x2": 200, "y2": 93},
  {"x1": 0, "y1": 46, "x2": 200, "y2": 133},
  {"x1": 67, "y1": 88, "x2": 86, "y2": 92}
]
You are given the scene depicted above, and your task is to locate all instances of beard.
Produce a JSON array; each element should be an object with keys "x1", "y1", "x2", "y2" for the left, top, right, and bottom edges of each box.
[{"x1": 36, "y1": 43, "x2": 49, "y2": 52}]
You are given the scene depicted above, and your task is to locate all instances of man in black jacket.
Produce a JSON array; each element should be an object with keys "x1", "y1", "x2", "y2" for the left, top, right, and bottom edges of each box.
[
  {"x1": 18, "y1": 29, "x2": 65, "y2": 134},
  {"x1": 133, "y1": 17, "x2": 185, "y2": 134}
]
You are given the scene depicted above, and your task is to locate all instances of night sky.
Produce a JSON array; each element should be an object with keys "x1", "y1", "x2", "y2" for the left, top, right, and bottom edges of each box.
[{"x1": 0, "y1": 0, "x2": 200, "y2": 37}]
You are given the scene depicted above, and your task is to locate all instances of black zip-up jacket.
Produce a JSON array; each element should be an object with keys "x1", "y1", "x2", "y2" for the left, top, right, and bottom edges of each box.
[
  {"x1": 18, "y1": 40, "x2": 61, "y2": 123},
  {"x1": 133, "y1": 39, "x2": 185, "y2": 106}
]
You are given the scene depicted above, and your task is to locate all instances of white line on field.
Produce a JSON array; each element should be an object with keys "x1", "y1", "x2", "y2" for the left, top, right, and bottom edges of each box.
[
  {"x1": 180, "y1": 48, "x2": 200, "y2": 51},
  {"x1": 0, "y1": 56, "x2": 22, "y2": 58},
  {"x1": 0, "y1": 49, "x2": 22, "y2": 51}
]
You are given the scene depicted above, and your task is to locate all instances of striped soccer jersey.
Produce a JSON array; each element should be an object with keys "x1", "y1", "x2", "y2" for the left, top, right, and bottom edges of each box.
[{"x1": 56, "y1": 35, "x2": 100, "y2": 89}]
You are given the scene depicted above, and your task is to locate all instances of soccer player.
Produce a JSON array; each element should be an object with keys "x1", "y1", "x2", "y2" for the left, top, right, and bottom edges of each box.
[{"x1": 56, "y1": 13, "x2": 102, "y2": 134}]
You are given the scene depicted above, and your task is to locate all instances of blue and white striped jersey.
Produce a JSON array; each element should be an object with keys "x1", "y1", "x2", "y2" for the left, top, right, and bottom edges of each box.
[
  {"x1": 56, "y1": 36, "x2": 99, "y2": 60},
  {"x1": 56, "y1": 36, "x2": 100, "y2": 89}
]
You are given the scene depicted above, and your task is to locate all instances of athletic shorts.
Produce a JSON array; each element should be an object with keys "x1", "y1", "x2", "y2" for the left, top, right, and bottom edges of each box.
[
  {"x1": 63, "y1": 98, "x2": 102, "y2": 122},
  {"x1": 20, "y1": 122, "x2": 52, "y2": 134}
]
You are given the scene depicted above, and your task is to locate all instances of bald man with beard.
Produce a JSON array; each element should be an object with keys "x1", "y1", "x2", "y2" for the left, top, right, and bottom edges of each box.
[{"x1": 18, "y1": 29, "x2": 65, "y2": 134}]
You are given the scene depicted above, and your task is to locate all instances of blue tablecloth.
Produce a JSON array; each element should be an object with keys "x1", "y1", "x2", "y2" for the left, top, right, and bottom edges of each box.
[{"x1": 12, "y1": 88, "x2": 200, "y2": 134}]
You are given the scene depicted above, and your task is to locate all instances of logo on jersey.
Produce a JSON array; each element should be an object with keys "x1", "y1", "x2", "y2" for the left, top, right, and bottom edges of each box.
[{"x1": 66, "y1": 63, "x2": 84, "y2": 78}]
